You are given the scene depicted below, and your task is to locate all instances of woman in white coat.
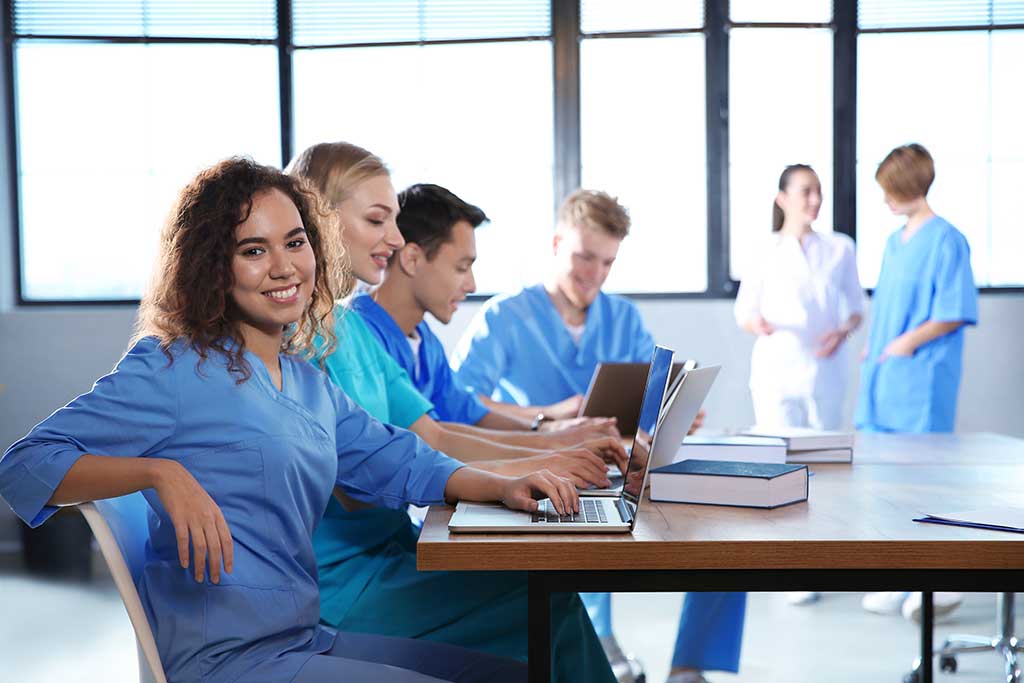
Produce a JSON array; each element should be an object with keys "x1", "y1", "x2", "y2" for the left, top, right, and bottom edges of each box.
[{"x1": 735, "y1": 164, "x2": 865, "y2": 432}]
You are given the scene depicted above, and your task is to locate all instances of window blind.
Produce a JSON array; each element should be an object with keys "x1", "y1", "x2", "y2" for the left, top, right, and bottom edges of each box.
[
  {"x1": 580, "y1": 0, "x2": 703, "y2": 34},
  {"x1": 292, "y1": 0, "x2": 550, "y2": 46},
  {"x1": 859, "y1": 0, "x2": 1024, "y2": 29},
  {"x1": 12, "y1": 0, "x2": 277, "y2": 39}
]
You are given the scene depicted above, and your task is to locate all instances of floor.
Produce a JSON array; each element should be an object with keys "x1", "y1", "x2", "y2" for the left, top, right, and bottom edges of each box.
[{"x1": 0, "y1": 554, "x2": 1013, "y2": 683}]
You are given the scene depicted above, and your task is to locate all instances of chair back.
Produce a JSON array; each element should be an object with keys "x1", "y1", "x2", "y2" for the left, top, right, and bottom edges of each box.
[{"x1": 78, "y1": 493, "x2": 167, "y2": 683}]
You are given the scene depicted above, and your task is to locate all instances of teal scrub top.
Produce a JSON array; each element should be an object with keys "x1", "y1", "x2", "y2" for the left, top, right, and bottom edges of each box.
[
  {"x1": 312, "y1": 306, "x2": 439, "y2": 626},
  {"x1": 320, "y1": 307, "x2": 434, "y2": 429},
  {"x1": 855, "y1": 216, "x2": 978, "y2": 433}
]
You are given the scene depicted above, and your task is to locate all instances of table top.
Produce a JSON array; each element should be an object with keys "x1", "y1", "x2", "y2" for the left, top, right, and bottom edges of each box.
[{"x1": 417, "y1": 432, "x2": 1024, "y2": 572}]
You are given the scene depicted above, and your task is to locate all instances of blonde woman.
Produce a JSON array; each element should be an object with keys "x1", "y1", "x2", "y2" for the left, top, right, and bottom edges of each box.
[{"x1": 287, "y1": 142, "x2": 617, "y2": 683}]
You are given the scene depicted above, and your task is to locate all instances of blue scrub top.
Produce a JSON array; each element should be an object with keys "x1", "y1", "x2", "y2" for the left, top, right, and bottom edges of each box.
[
  {"x1": 0, "y1": 337, "x2": 462, "y2": 683},
  {"x1": 855, "y1": 216, "x2": 978, "y2": 433},
  {"x1": 452, "y1": 284, "x2": 655, "y2": 405},
  {"x1": 350, "y1": 293, "x2": 489, "y2": 425}
]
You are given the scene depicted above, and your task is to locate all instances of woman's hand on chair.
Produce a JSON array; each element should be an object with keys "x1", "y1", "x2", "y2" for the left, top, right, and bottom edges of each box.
[{"x1": 152, "y1": 460, "x2": 234, "y2": 584}]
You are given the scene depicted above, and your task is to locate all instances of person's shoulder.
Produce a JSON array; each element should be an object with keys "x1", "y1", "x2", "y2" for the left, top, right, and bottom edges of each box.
[
  {"x1": 820, "y1": 229, "x2": 855, "y2": 249},
  {"x1": 477, "y1": 285, "x2": 538, "y2": 317},
  {"x1": 347, "y1": 292, "x2": 377, "y2": 318},
  {"x1": 598, "y1": 290, "x2": 641, "y2": 317},
  {"x1": 335, "y1": 305, "x2": 373, "y2": 339},
  {"x1": 931, "y1": 216, "x2": 970, "y2": 245},
  {"x1": 121, "y1": 335, "x2": 190, "y2": 369},
  {"x1": 818, "y1": 230, "x2": 857, "y2": 258}
]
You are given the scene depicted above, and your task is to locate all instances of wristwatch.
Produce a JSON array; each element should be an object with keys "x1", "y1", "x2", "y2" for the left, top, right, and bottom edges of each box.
[{"x1": 530, "y1": 412, "x2": 550, "y2": 431}]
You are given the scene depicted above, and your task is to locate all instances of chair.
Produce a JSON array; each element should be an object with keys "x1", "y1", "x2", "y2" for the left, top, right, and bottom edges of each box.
[
  {"x1": 906, "y1": 593, "x2": 1021, "y2": 683},
  {"x1": 76, "y1": 493, "x2": 167, "y2": 683}
]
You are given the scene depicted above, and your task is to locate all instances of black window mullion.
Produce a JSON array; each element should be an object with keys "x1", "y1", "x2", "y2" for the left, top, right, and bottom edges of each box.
[
  {"x1": 834, "y1": 0, "x2": 856, "y2": 240},
  {"x1": 552, "y1": 0, "x2": 580, "y2": 211},
  {"x1": 706, "y1": 0, "x2": 731, "y2": 296},
  {"x1": 3, "y1": 0, "x2": 23, "y2": 306},
  {"x1": 277, "y1": 0, "x2": 292, "y2": 167}
]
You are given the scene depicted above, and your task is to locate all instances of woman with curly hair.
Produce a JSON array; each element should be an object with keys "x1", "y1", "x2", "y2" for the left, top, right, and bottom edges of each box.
[{"x1": 0, "y1": 157, "x2": 577, "y2": 683}]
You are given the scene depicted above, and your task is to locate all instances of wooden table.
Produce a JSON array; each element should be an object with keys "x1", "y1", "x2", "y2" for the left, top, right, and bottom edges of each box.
[{"x1": 418, "y1": 433, "x2": 1024, "y2": 682}]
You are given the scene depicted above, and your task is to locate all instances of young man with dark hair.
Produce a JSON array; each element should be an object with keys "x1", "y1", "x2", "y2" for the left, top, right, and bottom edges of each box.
[{"x1": 349, "y1": 183, "x2": 620, "y2": 453}]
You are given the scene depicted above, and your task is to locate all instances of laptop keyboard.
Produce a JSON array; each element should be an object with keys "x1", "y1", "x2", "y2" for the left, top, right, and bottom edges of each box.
[{"x1": 531, "y1": 498, "x2": 608, "y2": 524}]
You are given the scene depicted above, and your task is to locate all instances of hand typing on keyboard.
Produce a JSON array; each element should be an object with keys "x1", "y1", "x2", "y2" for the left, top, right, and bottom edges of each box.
[{"x1": 531, "y1": 499, "x2": 607, "y2": 524}]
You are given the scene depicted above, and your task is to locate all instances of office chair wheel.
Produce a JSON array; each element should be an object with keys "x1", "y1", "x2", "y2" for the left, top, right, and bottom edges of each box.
[
  {"x1": 902, "y1": 670, "x2": 921, "y2": 683},
  {"x1": 940, "y1": 654, "x2": 958, "y2": 673}
]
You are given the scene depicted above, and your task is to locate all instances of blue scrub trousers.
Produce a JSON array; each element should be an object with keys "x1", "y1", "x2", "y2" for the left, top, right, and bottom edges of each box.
[
  {"x1": 292, "y1": 631, "x2": 526, "y2": 682},
  {"x1": 582, "y1": 591, "x2": 747, "y2": 672}
]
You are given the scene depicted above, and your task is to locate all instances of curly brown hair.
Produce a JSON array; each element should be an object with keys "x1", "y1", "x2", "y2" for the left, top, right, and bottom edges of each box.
[{"x1": 133, "y1": 157, "x2": 345, "y2": 381}]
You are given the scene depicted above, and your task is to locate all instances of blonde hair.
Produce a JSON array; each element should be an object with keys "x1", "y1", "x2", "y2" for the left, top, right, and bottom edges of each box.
[
  {"x1": 557, "y1": 189, "x2": 631, "y2": 239},
  {"x1": 286, "y1": 142, "x2": 390, "y2": 207},
  {"x1": 285, "y1": 141, "x2": 390, "y2": 299},
  {"x1": 876, "y1": 143, "x2": 935, "y2": 201}
]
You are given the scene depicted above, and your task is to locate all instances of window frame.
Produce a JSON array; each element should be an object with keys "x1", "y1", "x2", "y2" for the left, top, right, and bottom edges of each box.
[{"x1": 4, "y1": 0, "x2": 1023, "y2": 306}]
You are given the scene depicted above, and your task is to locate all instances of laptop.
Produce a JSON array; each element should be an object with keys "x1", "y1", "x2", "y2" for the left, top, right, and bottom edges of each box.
[
  {"x1": 649, "y1": 365, "x2": 721, "y2": 472},
  {"x1": 448, "y1": 346, "x2": 675, "y2": 533},
  {"x1": 588, "y1": 363, "x2": 720, "y2": 496},
  {"x1": 577, "y1": 360, "x2": 687, "y2": 435}
]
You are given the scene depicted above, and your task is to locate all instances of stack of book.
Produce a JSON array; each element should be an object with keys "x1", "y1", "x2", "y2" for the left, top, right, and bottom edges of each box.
[
  {"x1": 674, "y1": 435, "x2": 788, "y2": 464},
  {"x1": 649, "y1": 460, "x2": 808, "y2": 508},
  {"x1": 742, "y1": 427, "x2": 855, "y2": 463}
]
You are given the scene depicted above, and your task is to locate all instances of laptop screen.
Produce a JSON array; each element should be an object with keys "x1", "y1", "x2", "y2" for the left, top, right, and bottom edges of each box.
[{"x1": 621, "y1": 346, "x2": 674, "y2": 513}]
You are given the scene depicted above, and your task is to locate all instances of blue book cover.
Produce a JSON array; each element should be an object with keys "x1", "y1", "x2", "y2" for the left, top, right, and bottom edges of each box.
[{"x1": 652, "y1": 459, "x2": 806, "y2": 479}]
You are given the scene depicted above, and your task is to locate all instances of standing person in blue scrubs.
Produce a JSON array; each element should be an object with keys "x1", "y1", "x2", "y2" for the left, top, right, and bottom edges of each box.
[
  {"x1": 0, "y1": 158, "x2": 586, "y2": 683},
  {"x1": 286, "y1": 141, "x2": 619, "y2": 683},
  {"x1": 856, "y1": 143, "x2": 978, "y2": 621},
  {"x1": 448, "y1": 188, "x2": 745, "y2": 683}
]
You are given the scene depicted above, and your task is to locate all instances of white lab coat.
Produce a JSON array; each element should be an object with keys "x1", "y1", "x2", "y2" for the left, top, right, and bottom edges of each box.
[{"x1": 734, "y1": 230, "x2": 865, "y2": 430}]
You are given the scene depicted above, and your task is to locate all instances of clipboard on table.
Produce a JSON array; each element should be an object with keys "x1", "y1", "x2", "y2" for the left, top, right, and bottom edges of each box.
[{"x1": 913, "y1": 507, "x2": 1024, "y2": 535}]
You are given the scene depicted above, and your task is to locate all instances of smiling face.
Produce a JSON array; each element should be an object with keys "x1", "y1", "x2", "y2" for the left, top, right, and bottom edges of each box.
[
  {"x1": 551, "y1": 223, "x2": 622, "y2": 309},
  {"x1": 336, "y1": 174, "x2": 403, "y2": 285},
  {"x1": 409, "y1": 220, "x2": 477, "y2": 324},
  {"x1": 230, "y1": 188, "x2": 316, "y2": 342},
  {"x1": 776, "y1": 168, "x2": 822, "y2": 227}
]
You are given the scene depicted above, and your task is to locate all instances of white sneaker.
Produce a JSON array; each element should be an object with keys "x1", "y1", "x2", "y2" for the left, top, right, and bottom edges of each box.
[
  {"x1": 862, "y1": 591, "x2": 910, "y2": 615},
  {"x1": 901, "y1": 592, "x2": 963, "y2": 623},
  {"x1": 786, "y1": 591, "x2": 820, "y2": 605}
]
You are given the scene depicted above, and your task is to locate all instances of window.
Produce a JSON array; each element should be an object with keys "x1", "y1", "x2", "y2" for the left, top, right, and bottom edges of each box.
[
  {"x1": 729, "y1": 27, "x2": 833, "y2": 282},
  {"x1": 7, "y1": 1, "x2": 1024, "y2": 304},
  {"x1": 580, "y1": 35, "x2": 707, "y2": 294},
  {"x1": 578, "y1": 1, "x2": 706, "y2": 294},
  {"x1": 291, "y1": 1, "x2": 553, "y2": 295},
  {"x1": 293, "y1": 41, "x2": 553, "y2": 294},
  {"x1": 11, "y1": 1, "x2": 280, "y2": 302},
  {"x1": 856, "y1": 3, "x2": 1024, "y2": 289}
]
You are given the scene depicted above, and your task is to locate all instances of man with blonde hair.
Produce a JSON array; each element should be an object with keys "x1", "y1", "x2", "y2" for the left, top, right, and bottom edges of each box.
[{"x1": 453, "y1": 190, "x2": 746, "y2": 683}]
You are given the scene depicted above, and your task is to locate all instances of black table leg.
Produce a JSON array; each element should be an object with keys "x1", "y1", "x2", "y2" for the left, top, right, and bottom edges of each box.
[
  {"x1": 921, "y1": 591, "x2": 934, "y2": 683},
  {"x1": 528, "y1": 572, "x2": 551, "y2": 683}
]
